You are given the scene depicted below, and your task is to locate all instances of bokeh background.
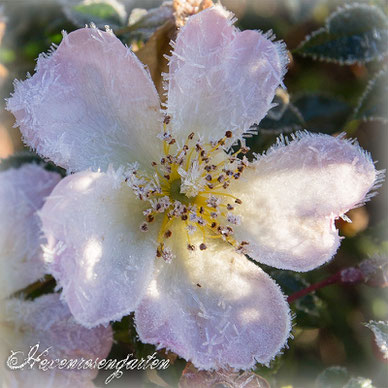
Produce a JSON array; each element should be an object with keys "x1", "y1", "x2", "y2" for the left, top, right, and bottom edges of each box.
[{"x1": 0, "y1": 0, "x2": 387, "y2": 387}]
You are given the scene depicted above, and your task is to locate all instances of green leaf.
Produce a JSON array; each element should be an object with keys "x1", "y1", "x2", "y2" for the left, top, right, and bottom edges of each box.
[
  {"x1": 343, "y1": 377, "x2": 375, "y2": 388},
  {"x1": 315, "y1": 366, "x2": 349, "y2": 388},
  {"x1": 62, "y1": 0, "x2": 127, "y2": 29},
  {"x1": 295, "y1": 3, "x2": 388, "y2": 65},
  {"x1": 364, "y1": 320, "x2": 388, "y2": 359},
  {"x1": 11, "y1": 275, "x2": 56, "y2": 301},
  {"x1": 259, "y1": 89, "x2": 304, "y2": 133},
  {"x1": 0, "y1": 151, "x2": 66, "y2": 177},
  {"x1": 270, "y1": 270, "x2": 326, "y2": 327},
  {"x1": 112, "y1": 314, "x2": 160, "y2": 360},
  {"x1": 354, "y1": 67, "x2": 388, "y2": 123},
  {"x1": 293, "y1": 93, "x2": 352, "y2": 134}
]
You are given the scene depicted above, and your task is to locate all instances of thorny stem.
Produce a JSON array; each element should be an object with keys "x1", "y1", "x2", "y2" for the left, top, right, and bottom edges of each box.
[{"x1": 287, "y1": 266, "x2": 365, "y2": 303}]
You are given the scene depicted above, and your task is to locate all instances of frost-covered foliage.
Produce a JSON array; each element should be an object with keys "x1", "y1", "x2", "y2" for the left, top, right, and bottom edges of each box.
[
  {"x1": 365, "y1": 320, "x2": 388, "y2": 359},
  {"x1": 296, "y1": 3, "x2": 388, "y2": 65}
]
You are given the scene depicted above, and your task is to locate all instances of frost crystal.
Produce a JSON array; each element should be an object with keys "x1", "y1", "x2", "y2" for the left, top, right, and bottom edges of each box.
[{"x1": 6, "y1": 3, "x2": 382, "y2": 372}]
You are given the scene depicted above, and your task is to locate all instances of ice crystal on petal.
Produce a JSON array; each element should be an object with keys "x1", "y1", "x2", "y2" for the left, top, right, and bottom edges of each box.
[{"x1": 179, "y1": 160, "x2": 205, "y2": 197}]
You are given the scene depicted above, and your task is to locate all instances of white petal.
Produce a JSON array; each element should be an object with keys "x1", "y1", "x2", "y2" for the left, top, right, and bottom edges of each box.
[
  {"x1": 230, "y1": 132, "x2": 381, "y2": 271},
  {"x1": 7, "y1": 27, "x2": 163, "y2": 173},
  {"x1": 165, "y1": 5, "x2": 287, "y2": 145},
  {"x1": 0, "y1": 293, "x2": 112, "y2": 388},
  {"x1": 40, "y1": 170, "x2": 160, "y2": 327},
  {"x1": 0, "y1": 164, "x2": 61, "y2": 299},
  {"x1": 135, "y1": 223, "x2": 291, "y2": 370}
]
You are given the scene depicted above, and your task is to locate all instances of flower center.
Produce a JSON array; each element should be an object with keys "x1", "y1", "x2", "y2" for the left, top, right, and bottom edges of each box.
[
  {"x1": 124, "y1": 119, "x2": 250, "y2": 263},
  {"x1": 169, "y1": 178, "x2": 192, "y2": 205}
]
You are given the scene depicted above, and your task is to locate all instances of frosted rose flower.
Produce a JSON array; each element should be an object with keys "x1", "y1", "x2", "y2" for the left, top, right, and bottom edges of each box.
[
  {"x1": 0, "y1": 164, "x2": 61, "y2": 299},
  {"x1": 7, "y1": 6, "x2": 381, "y2": 370},
  {"x1": 0, "y1": 164, "x2": 113, "y2": 387}
]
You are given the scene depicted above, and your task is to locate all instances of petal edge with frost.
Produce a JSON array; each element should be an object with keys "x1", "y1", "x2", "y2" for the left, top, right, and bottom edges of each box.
[
  {"x1": 135, "y1": 224, "x2": 291, "y2": 370},
  {"x1": 7, "y1": 27, "x2": 163, "y2": 173},
  {"x1": 230, "y1": 132, "x2": 383, "y2": 272},
  {"x1": 165, "y1": 4, "x2": 288, "y2": 146}
]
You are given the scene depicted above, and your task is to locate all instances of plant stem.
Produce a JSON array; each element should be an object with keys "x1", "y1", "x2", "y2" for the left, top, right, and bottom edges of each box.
[{"x1": 287, "y1": 266, "x2": 365, "y2": 303}]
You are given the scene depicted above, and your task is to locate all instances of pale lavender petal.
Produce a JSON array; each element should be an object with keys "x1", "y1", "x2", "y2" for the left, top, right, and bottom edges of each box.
[
  {"x1": 7, "y1": 27, "x2": 163, "y2": 173},
  {"x1": 40, "y1": 170, "x2": 160, "y2": 327},
  {"x1": 0, "y1": 293, "x2": 113, "y2": 388},
  {"x1": 230, "y1": 132, "x2": 382, "y2": 271},
  {"x1": 135, "y1": 225, "x2": 291, "y2": 370},
  {"x1": 165, "y1": 5, "x2": 288, "y2": 145},
  {"x1": 0, "y1": 164, "x2": 61, "y2": 299}
]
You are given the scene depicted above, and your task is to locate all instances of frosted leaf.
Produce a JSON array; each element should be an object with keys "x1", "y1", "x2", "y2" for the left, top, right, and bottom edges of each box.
[
  {"x1": 315, "y1": 366, "x2": 349, "y2": 388},
  {"x1": 315, "y1": 367, "x2": 376, "y2": 388},
  {"x1": 296, "y1": 3, "x2": 388, "y2": 65},
  {"x1": 364, "y1": 320, "x2": 388, "y2": 359},
  {"x1": 127, "y1": 2, "x2": 174, "y2": 41},
  {"x1": 354, "y1": 66, "x2": 388, "y2": 124}
]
